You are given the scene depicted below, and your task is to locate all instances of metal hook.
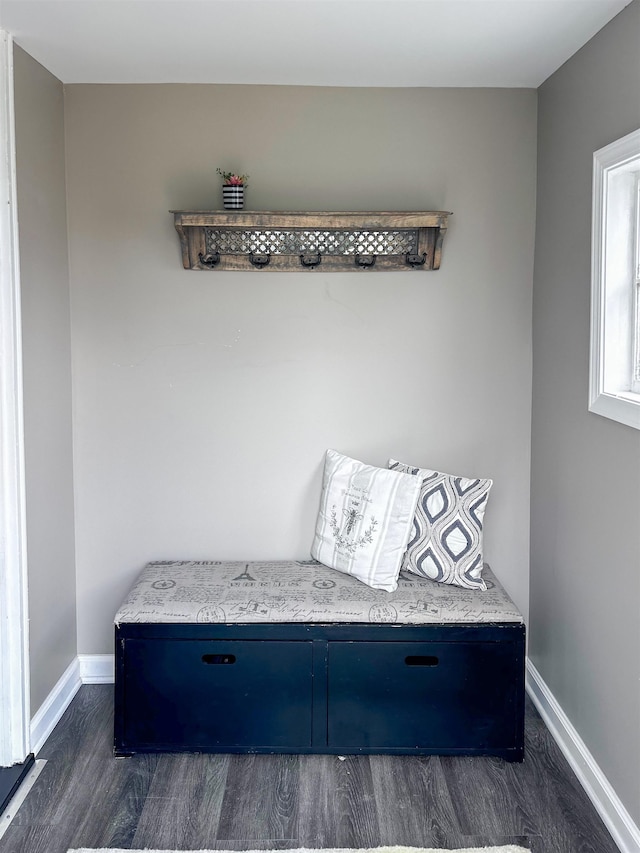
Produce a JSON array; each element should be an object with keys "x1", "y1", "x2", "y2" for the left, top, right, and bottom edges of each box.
[
  {"x1": 249, "y1": 252, "x2": 271, "y2": 268},
  {"x1": 300, "y1": 253, "x2": 322, "y2": 269},
  {"x1": 199, "y1": 251, "x2": 221, "y2": 268},
  {"x1": 354, "y1": 254, "x2": 376, "y2": 269},
  {"x1": 405, "y1": 252, "x2": 427, "y2": 268}
]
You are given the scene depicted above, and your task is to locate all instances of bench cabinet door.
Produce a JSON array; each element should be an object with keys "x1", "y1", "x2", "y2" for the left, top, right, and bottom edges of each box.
[
  {"x1": 121, "y1": 638, "x2": 313, "y2": 750},
  {"x1": 327, "y1": 640, "x2": 521, "y2": 750}
]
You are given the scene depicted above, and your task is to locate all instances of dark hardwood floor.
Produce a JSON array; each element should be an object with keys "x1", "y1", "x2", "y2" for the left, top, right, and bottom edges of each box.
[{"x1": 0, "y1": 685, "x2": 620, "y2": 853}]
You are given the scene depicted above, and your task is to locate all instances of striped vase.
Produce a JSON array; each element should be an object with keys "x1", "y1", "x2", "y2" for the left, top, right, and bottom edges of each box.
[{"x1": 222, "y1": 185, "x2": 244, "y2": 209}]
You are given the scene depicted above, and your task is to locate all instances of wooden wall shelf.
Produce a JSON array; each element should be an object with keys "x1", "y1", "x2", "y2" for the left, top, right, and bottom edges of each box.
[{"x1": 171, "y1": 210, "x2": 451, "y2": 272}]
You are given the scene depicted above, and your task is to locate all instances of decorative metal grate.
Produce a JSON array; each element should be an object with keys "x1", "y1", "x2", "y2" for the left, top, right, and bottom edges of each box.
[{"x1": 204, "y1": 228, "x2": 419, "y2": 256}]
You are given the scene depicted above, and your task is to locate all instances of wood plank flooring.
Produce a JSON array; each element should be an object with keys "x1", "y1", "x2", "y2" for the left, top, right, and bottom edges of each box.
[{"x1": 0, "y1": 685, "x2": 620, "y2": 853}]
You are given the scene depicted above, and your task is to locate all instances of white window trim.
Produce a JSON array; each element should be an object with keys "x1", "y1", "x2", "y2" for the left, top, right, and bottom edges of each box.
[
  {"x1": 589, "y1": 127, "x2": 640, "y2": 431},
  {"x1": 633, "y1": 174, "x2": 640, "y2": 393}
]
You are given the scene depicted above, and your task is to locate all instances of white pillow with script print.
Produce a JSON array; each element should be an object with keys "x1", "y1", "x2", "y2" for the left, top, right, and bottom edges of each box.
[{"x1": 311, "y1": 449, "x2": 421, "y2": 592}]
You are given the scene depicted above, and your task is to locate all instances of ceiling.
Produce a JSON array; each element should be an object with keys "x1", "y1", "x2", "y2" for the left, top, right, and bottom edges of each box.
[{"x1": 0, "y1": 0, "x2": 632, "y2": 88}]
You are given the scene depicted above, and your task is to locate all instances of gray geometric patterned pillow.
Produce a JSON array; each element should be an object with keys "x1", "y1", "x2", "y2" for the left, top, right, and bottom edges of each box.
[{"x1": 389, "y1": 459, "x2": 493, "y2": 590}]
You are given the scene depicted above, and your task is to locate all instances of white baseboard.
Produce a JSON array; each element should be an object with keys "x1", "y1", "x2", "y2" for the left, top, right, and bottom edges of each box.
[
  {"x1": 78, "y1": 653, "x2": 114, "y2": 684},
  {"x1": 30, "y1": 657, "x2": 81, "y2": 755},
  {"x1": 526, "y1": 659, "x2": 640, "y2": 853},
  {"x1": 29, "y1": 655, "x2": 114, "y2": 755}
]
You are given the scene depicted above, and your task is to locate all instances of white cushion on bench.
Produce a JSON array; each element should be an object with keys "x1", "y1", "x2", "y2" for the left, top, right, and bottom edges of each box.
[{"x1": 114, "y1": 560, "x2": 522, "y2": 626}]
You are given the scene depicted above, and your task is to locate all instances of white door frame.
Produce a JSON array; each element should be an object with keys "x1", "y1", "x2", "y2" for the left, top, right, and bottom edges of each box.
[{"x1": 0, "y1": 28, "x2": 31, "y2": 767}]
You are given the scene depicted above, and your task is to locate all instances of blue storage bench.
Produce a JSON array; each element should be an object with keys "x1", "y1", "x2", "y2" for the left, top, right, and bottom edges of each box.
[{"x1": 114, "y1": 560, "x2": 525, "y2": 761}]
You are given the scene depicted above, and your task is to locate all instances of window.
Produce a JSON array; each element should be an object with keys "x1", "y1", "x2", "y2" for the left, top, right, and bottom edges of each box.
[{"x1": 589, "y1": 128, "x2": 640, "y2": 430}]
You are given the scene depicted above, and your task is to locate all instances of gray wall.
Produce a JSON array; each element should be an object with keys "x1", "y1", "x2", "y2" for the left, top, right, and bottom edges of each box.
[
  {"x1": 13, "y1": 46, "x2": 77, "y2": 712},
  {"x1": 531, "y1": 0, "x2": 640, "y2": 825},
  {"x1": 62, "y1": 84, "x2": 537, "y2": 653}
]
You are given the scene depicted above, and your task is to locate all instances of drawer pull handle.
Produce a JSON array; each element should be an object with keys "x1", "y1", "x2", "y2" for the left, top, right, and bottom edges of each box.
[
  {"x1": 405, "y1": 655, "x2": 439, "y2": 667},
  {"x1": 202, "y1": 654, "x2": 236, "y2": 665}
]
